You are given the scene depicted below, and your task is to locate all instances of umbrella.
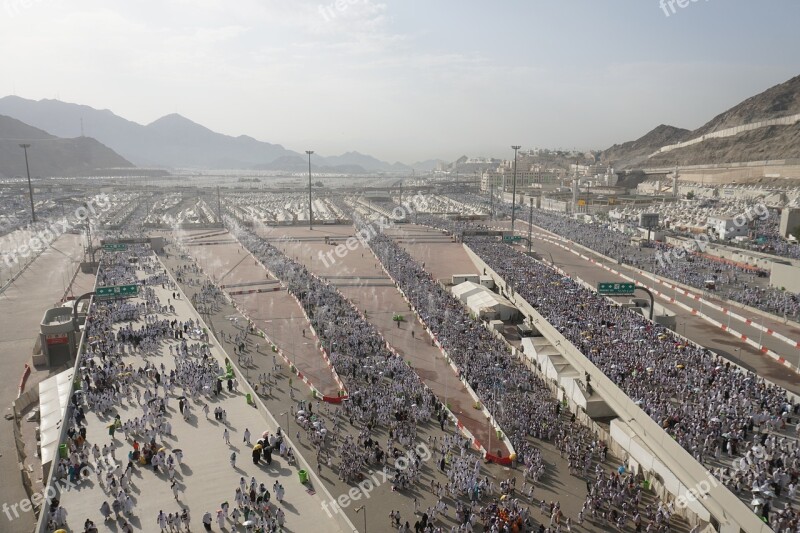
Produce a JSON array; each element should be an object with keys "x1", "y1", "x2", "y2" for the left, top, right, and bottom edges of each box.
[
  {"x1": 173, "y1": 449, "x2": 182, "y2": 454},
  {"x1": 253, "y1": 444, "x2": 263, "y2": 451},
  {"x1": 751, "y1": 498, "x2": 764, "y2": 506},
  {"x1": 243, "y1": 520, "x2": 255, "y2": 527}
]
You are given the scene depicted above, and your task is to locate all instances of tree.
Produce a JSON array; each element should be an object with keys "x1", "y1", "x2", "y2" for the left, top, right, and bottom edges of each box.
[
  {"x1": 686, "y1": 191, "x2": 695, "y2": 200},
  {"x1": 791, "y1": 225, "x2": 800, "y2": 242}
]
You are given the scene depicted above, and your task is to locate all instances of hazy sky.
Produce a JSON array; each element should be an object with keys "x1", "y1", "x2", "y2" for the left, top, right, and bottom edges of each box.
[{"x1": 1, "y1": 0, "x2": 799, "y2": 163}]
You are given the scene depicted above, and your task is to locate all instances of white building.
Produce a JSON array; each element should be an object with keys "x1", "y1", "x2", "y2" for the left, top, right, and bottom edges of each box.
[{"x1": 707, "y1": 216, "x2": 747, "y2": 240}]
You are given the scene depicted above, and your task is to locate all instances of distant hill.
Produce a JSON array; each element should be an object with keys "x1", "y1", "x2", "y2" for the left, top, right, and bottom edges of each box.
[
  {"x1": 0, "y1": 114, "x2": 133, "y2": 178},
  {"x1": 602, "y1": 74, "x2": 800, "y2": 169},
  {"x1": 0, "y1": 96, "x2": 413, "y2": 172},
  {"x1": 600, "y1": 125, "x2": 690, "y2": 168}
]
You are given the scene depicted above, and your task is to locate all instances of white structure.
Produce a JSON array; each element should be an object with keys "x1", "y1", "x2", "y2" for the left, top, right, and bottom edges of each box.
[
  {"x1": 451, "y1": 281, "x2": 518, "y2": 321},
  {"x1": 38, "y1": 368, "x2": 75, "y2": 476},
  {"x1": 707, "y1": 216, "x2": 747, "y2": 240}
]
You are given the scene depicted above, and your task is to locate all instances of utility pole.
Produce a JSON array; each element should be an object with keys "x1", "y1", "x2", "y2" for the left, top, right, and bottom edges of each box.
[
  {"x1": 528, "y1": 197, "x2": 533, "y2": 254},
  {"x1": 511, "y1": 145, "x2": 521, "y2": 234},
  {"x1": 217, "y1": 186, "x2": 222, "y2": 223},
  {"x1": 489, "y1": 173, "x2": 494, "y2": 221},
  {"x1": 20, "y1": 144, "x2": 36, "y2": 222},
  {"x1": 306, "y1": 150, "x2": 314, "y2": 229}
]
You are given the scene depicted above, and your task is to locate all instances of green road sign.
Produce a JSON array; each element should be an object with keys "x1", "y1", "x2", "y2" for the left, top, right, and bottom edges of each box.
[
  {"x1": 96, "y1": 284, "x2": 139, "y2": 299},
  {"x1": 597, "y1": 282, "x2": 635, "y2": 296},
  {"x1": 102, "y1": 243, "x2": 128, "y2": 252},
  {"x1": 503, "y1": 235, "x2": 522, "y2": 242}
]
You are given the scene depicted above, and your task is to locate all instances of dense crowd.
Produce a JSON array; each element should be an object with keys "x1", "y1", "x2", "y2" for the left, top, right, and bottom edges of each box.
[
  {"x1": 461, "y1": 235, "x2": 800, "y2": 525},
  {"x1": 443, "y1": 193, "x2": 800, "y2": 321}
]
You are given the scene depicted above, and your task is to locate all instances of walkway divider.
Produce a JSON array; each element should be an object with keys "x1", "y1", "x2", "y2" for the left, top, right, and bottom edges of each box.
[{"x1": 363, "y1": 238, "x2": 515, "y2": 466}]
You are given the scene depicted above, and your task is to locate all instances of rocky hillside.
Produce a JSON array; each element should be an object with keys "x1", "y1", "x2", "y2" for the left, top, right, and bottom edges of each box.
[
  {"x1": 0, "y1": 115, "x2": 133, "y2": 178},
  {"x1": 603, "y1": 74, "x2": 800, "y2": 169},
  {"x1": 600, "y1": 125, "x2": 690, "y2": 168}
]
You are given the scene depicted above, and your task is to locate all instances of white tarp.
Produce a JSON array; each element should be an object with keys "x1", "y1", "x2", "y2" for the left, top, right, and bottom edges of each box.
[
  {"x1": 451, "y1": 281, "x2": 518, "y2": 321},
  {"x1": 38, "y1": 368, "x2": 74, "y2": 466}
]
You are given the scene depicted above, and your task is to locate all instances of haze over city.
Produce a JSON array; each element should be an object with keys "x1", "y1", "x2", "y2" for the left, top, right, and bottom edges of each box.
[{"x1": 2, "y1": 0, "x2": 799, "y2": 162}]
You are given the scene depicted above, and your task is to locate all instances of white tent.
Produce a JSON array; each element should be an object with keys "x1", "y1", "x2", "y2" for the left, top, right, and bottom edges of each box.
[
  {"x1": 451, "y1": 281, "x2": 518, "y2": 321},
  {"x1": 39, "y1": 368, "x2": 74, "y2": 467}
]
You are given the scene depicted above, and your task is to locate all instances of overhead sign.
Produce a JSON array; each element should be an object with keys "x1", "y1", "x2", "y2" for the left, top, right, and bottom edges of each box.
[
  {"x1": 598, "y1": 282, "x2": 635, "y2": 296},
  {"x1": 103, "y1": 243, "x2": 128, "y2": 252},
  {"x1": 502, "y1": 235, "x2": 522, "y2": 242},
  {"x1": 96, "y1": 284, "x2": 139, "y2": 299}
]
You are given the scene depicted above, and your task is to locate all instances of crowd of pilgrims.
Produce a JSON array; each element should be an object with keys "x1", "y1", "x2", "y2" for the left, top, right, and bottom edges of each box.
[
  {"x1": 43, "y1": 245, "x2": 290, "y2": 532},
  {"x1": 459, "y1": 233, "x2": 800, "y2": 526},
  {"x1": 228, "y1": 222, "x2": 565, "y2": 531},
  {"x1": 444, "y1": 193, "x2": 799, "y2": 321}
]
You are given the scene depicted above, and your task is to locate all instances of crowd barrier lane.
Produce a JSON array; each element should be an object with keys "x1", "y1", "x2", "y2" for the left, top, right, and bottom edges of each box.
[
  {"x1": 531, "y1": 233, "x2": 800, "y2": 370},
  {"x1": 363, "y1": 237, "x2": 517, "y2": 462}
]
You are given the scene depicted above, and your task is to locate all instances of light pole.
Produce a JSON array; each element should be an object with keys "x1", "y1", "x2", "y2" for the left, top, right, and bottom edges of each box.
[
  {"x1": 527, "y1": 197, "x2": 533, "y2": 254},
  {"x1": 489, "y1": 173, "x2": 494, "y2": 221},
  {"x1": 355, "y1": 505, "x2": 367, "y2": 532},
  {"x1": 19, "y1": 144, "x2": 36, "y2": 222},
  {"x1": 306, "y1": 150, "x2": 314, "y2": 230},
  {"x1": 510, "y1": 145, "x2": 521, "y2": 234},
  {"x1": 280, "y1": 411, "x2": 290, "y2": 435}
]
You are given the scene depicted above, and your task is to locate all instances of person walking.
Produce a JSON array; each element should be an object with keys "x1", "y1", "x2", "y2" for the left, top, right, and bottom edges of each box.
[
  {"x1": 202, "y1": 511, "x2": 212, "y2": 531},
  {"x1": 243, "y1": 428, "x2": 251, "y2": 446},
  {"x1": 223, "y1": 428, "x2": 230, "y2": 445},
  {"x1": 171, "y1": 480, "x2": 181, "y2": 501},
  {"x1": 230, "y1": 451, "x2": 237, "y2": 468}
]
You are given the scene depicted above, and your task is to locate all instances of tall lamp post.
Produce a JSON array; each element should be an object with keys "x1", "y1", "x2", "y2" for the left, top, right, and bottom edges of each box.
[
  {"x1": 510, "y1": 145, "x2": 521, "y2": 234},
  {"x1": 20, "y1": 144, "x2": 36, "y2": 222},
  {"x1": 306, "y1": 150, "x2": 314, "y2": 229},
  {"x1": 355, "y1": 505, "x2": 367, "y2": 532},
  {"x1": 527, "y1": 197, "x2": 533, "y2": 254}
]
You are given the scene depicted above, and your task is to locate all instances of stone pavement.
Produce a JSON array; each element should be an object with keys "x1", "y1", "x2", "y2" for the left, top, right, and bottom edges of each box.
[
  {"x1": 0, "y1": 233, "x2": 89, "y2": 533},
  {"x1": 54, "y1": 249, "x2": 351, "y2": 533},
  {"x1": 166, "y1": 229, "x2": 341, "y2": 397}
]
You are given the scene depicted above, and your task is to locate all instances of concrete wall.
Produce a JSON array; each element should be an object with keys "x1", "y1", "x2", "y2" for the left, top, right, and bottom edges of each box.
[
  {"x1": 770, "y1": 262, "x2": 800, "y2": 293},
  {"x1": 654, "y1": 114, "x2": 800, "y2": 155}
]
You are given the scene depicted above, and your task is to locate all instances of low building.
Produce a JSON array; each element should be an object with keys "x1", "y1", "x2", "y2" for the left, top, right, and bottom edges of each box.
[
  {"x1": 780, "y1": 208, "x2": 800, "y2": 240},
  {"x1": 707, "y1": 216, "x2": 747, "y2": 240}
]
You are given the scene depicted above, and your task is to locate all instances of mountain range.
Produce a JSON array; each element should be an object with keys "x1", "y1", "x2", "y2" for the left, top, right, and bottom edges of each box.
[
  {"x1": 0, "y1": 96, "x2": 443, "y2": 174},
  {"x1": 600, "y1": 74, "x2": 800, "y2": 169},
  {"x1": 0, "y1": 114, "x2": 132, "y2": 178}
]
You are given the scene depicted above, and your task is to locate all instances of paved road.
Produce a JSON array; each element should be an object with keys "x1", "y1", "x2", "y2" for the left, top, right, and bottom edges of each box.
[
  {"x1": 56, "y1": 250, "x2": 349, "y2": 533},
  {"x1": 0, "y1": 233, "x2": 88, "y2": 533},
  {"x1": 259, "y1": 224, "x2": 511, "y2": 460},
  {"x1": 494, "y1": 220, "x2": 800, "y2": 395},
  {"x1": 168, "y1": 229, "x2": 341, "y2": 396}
]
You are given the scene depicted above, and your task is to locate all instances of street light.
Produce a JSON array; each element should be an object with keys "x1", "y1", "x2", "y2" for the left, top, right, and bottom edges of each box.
[
  {"x1": 306, "y1": 150, "x2": 314, "y2": 230},
  {"x1": 19, "y1": 144, "x2": 36, "y2": 222},
  {"x1": 280, "y1": 411, "x2": 290, "y2": 435},
  {"x1": 527, "y1": 197, "x2": 533, "y2": 254},
  {"x1": 510, "y1": 145, "x2": 521, "y2": 235},
  {"x1": 355, "y1": 505, "x2": 367, "y2": 532}
]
